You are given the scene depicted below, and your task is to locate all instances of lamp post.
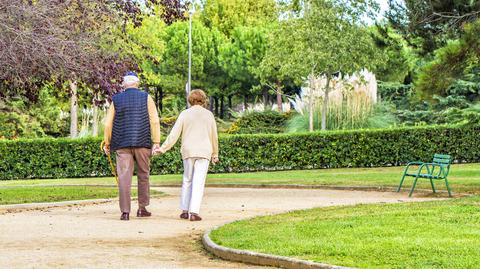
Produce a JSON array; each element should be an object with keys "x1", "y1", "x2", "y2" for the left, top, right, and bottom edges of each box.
[{"x1": 186, "y1": 5, "x2": 194, "y2": 107}]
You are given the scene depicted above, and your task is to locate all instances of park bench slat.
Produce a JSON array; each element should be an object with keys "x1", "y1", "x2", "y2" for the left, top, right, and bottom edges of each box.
[
  {"x1": 433, "y1": 158, "x2": 451, "y2": 164},
  {"x1": 434, "y1": 154, "x2": 451, "y2": 159}
]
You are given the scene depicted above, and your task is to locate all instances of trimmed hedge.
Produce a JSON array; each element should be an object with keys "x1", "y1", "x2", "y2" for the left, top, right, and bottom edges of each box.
[{"x1": 1, "y1": 125, "x2": 479, "y2": 180}]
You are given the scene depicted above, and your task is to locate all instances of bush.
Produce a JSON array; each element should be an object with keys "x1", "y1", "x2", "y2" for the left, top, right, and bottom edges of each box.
[
  {"x1": 227, "y1": 110, "x2": 290, "y2": 134},
  {"x1": 1, "y1": 125, "x2": 479, "y2": 180},
  {"x1": 0, "y1": 110, "x2": 45, "y2": 139},
  {"x1": 378, "y1": 82, "x2": 413, "y2": 109}
]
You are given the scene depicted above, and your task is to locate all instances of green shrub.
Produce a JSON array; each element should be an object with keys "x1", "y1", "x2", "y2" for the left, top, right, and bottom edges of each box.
[
  {"x1": 0, "y1": 110, "x2": 45, "y2": 139},
  {"x1": 1, "y1": 125, "x2": 479, "y2": 180},
  {"x1": 378, "y1": 82, "x2": 413, "y2": 109},
  {"x1": 227, "y1": 110, "x2": 290, "y2": 134}
]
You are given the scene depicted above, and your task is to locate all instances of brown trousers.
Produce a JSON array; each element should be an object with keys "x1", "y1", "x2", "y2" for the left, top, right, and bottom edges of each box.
[{"x1": 115, "y1": 148, "x2": 151, "y2": 213}]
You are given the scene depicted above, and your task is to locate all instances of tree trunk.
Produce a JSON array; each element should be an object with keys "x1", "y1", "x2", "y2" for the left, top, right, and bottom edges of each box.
[
  {"x1": 262, "y1": 89, "x2": 268, "y2": 107},
  {"x1": 159, "y1": 87, "x2": 163, "y2": 113},
  {"x1": 276, "y1": 81, "x2": 283, "y2": 112},
  {"x1": 308, "y1": 74, "x2": 314, "y2": 132},
  {"x1": 243, "y1": 95, "x2": 248, "y2": 110},
  {"x1": 69, "y1": 80, "x2": 78, "y2": 138},
  {"x1": 214, "y1": 96, "x2": 219, "y2": 116},
  {"x1": 154, "y1": 86, "x2": 159, "y2": 110},
  {"x1": 209, "y1": 96, "x2": 215, "y2": 112},
  {"x1": 92, "y1": 95, "x2": 99, "y2": 137},
  {"x1": 228, "y1": 95, "x2": 233, "y2": 118},
  {"x1": 321, "y1": 74, "x2": 331, "y2": 131},
  {"x1": 220, "y1": 95, "x2": 225, "y2": 119}
]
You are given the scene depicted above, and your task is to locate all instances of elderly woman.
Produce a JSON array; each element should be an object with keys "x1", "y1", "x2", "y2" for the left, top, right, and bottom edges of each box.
[{"x1": 157, "y1": 89, "x2": 219, "y2": 221}]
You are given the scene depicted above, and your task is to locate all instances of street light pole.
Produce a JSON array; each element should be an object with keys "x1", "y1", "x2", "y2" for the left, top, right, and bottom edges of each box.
[{"x1": 187, "y1": 6, "x2": 193, "y2": 107}]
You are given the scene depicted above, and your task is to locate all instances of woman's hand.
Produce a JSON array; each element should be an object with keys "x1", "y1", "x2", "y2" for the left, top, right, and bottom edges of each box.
[
  {"x1": 152, "y1": 144, "x2": 162, "y2": 156},
  {"x1": 212, "y1": 157, "x2": 219, "y2": 164},
  {"x1": 103, "y1": 144, "x2": 110, "y2": 155}
]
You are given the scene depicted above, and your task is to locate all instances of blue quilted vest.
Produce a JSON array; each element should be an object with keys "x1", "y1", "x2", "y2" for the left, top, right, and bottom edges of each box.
[{"x1": 110, "y1": 88, "x2": 152, "y2": 151}]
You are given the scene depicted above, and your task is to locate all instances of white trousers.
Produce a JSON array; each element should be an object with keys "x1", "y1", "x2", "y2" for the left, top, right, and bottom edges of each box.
[{"x1": 181, "y1": 157, "x2": 210, "y2": 214}]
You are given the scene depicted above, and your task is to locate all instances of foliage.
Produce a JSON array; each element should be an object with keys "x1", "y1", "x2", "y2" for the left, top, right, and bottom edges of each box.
[
  {"x1": 218, "y1": 26, "x2": 269, "y2": 98},
  {"x1": 122, "y1": 12, "x2": 167, "y2": 86},
  {"x1": 227, "y1": 110, "x2": 290, "y2": 134},
  {"x1": 287, "y1": 102, "x2": 397, "y2": 132},
  {"x1": 200, "y1": 0, "x2": 277, "y2": 37},
  {"x1": 378, "y1": 82, "x2": 414, "y2": 109},
  {"x1": 1, "y1": 125, "x2": 479, "y2": 180},
  {"x1": 415, "y1": 19, "x2": 480, "y2": 99},
  {"x1": 110, "y1": 0, "x2": 187, "y2": 27},
  {"x1": 264, "y1": 0, "x2": 381, "y2": 81},
  {"x1": 371, "y1": 24, "x2": 417, "y2": 83},
  {"x1": 0, "y1": 0, "x2": 136, "y2": 100},
  {"x1": 387, "y1": 0, "x2": 480, "y2": 54},
  {"x1": 159, "y1": 20, "x2": 227, "y2": 95},
  {"x1": 211, "y1": 196, "x2": 480, "y2": 268},
  {"x1": 0, "y1": 110, "x2": 45, "y2": 139},
  {"x1": 395, "y1": 101, "x2": 480, "y2": 127},
  {"x1": 261, "y1": 0, "x2": 383, "y2": 130}
]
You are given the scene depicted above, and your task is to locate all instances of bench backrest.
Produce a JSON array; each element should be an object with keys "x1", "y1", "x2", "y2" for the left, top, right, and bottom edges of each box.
[{"x1": 432, "y1": 154, "x2": 452, "y2": 177}]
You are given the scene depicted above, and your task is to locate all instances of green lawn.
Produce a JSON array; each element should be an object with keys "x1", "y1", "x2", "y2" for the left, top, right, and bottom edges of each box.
[
  {"x1": 2, "y1": 163, "x2": 479, "y2": 194},
  {"x1": 210, "y1": 196, "x2": 480, "y2": 268},
  {"x1": 0, "y1": 186, "x2": 164, "y2": 205}
]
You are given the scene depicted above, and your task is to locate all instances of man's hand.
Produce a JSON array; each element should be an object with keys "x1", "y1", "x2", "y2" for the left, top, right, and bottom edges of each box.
[
  {"x1": 152, "y1": 144, "x2": 162, "y2": 156},
  {"x1": 212, "y1": 157, "x2": 219, "y2": 164},
  {"x1": 103, "y1": 144, "x2": 110, "y2": 155}
]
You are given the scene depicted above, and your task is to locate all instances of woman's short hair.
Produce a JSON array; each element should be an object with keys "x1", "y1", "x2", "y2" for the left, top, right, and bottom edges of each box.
[{"x1": 188, "y1": 89, "x2": 208, "y2": 107}]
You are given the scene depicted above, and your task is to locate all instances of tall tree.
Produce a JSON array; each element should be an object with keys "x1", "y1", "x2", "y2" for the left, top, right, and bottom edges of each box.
[
  {"x1": 263, "y1": 0, "x2": 382, "y2": 131},
  {"x1": 416, "y1": 19, "x2": 480, "y2": 99},
  {"x1": 0, "y1": 0, "x2": 138, "y2": 137},
  {"x1": 200, "y1": 0, "x2": 277, "y2": 37},
  {"x1": 371, "y1": 24, "x2": 417, "y2": 83},
  {"x1": 219, "y1": 26, "x2": 269, "y2": 109},
  {"x1": 159, "y1": 20, "x2": 227, "y2": 103},
  {"x1": 387, "y1": 0, "x2": 480, "y2": 54}
]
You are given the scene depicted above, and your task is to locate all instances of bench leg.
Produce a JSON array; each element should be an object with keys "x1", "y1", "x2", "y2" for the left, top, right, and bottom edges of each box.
[
  {"x1": 397, "y1": 173, "x2": 407, "y2": 192},
  {"x1": 429, "y1": 179, "x2": 436, "y2": 193},
  {"x1": 409, "y1": 177, "x2": 419, "y2": 197},
  {"x1": 445, "y1": 177, "x2": 452, "y2": 197}
]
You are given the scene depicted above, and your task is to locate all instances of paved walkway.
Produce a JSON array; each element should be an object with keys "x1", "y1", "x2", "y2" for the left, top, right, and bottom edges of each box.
[{"x1": 0, "y1": 187, "x2": 434, "y2": 269}]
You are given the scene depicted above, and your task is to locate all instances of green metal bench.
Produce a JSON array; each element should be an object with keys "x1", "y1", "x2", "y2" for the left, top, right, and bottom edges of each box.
[{"x1": 397, "y1": 154, "x2": 452, "y2": 197}]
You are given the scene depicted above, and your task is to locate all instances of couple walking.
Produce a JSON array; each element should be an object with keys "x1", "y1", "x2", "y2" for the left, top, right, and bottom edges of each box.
[{"x1": 103, "y1": 72, "x2": 219, "y2": 221}]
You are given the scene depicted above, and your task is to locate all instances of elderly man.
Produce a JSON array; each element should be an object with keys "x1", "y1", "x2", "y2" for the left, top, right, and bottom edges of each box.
[
  {"x1": 104, "y1": 72, "x2": 160, "y2": 221},
  {"x1": 156, "y1": 89, "x2": 219, "y2": 221}
]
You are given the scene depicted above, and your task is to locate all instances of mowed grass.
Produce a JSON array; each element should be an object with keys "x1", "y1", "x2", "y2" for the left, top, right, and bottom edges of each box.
[
  {"x1": 1, "y1": 163, "x2": 479, "y2": 194},
  {"x1": 210, "y1": 196, "x2": 480, "y2": 268},
  {"x1": 0, "y1": 186, "x2": 164, "y2": 205}
]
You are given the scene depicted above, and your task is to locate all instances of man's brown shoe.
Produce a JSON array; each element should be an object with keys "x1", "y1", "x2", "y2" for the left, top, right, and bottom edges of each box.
[
  {"x1": 190, "y1": 214, "x2": 202, "y2": 221},
  {"x1": 137, "y1": 208, "x2": 152, "y2": 217},
  {"x1": 120, "y1": 212, "x2": 129, "y2": 221},
  {"x1": 180, "y1": 212, "x2": 189, "y2": 219}
]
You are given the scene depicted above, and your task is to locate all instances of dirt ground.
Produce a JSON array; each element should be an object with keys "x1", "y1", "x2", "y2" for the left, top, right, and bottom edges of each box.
[{"x1": 0, "y1": 187, "x2": 434, "y2": 269}]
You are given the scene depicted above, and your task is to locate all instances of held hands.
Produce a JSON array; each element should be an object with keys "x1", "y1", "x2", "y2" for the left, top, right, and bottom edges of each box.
[
  {"x1": 151, "y1": 144, "x2": 163, "y2": 156},
  {"x1": 103, "y1": 144, "x2": 110, "y2": 155}
]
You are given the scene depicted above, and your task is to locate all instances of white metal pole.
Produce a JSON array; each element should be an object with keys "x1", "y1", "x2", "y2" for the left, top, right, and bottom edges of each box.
[{"x1": 187, "y1": 8, "x2": 193, "y2": 103}]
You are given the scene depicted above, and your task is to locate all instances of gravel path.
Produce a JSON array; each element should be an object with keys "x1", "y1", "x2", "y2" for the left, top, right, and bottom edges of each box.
[{"x1": 0, "y1": 187, "x2": 434, "y2": 269}]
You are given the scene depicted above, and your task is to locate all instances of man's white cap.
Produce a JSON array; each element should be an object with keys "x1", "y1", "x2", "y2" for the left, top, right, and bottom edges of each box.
[{"x1": 123, "y1": 71, "x2": 140, "y2": 84}]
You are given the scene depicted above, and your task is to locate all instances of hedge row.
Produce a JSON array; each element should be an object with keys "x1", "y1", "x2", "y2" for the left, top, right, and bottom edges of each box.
[{"x1": 1, "y1": 125, "x2": 479, "y2": 180}]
